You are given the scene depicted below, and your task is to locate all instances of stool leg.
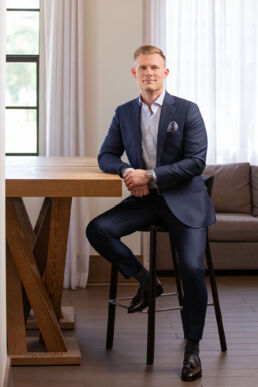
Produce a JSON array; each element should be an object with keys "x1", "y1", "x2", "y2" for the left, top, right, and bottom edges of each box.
[
  {"x1": 106, "y1": 264, "x2": 118, "y2": 350},
  {"x1": 169, "y1": 235, "x2": 186, "y2": 337},
  {"x1": 205, "y1": 237, "x2": 227, "y2": 352},
  {"x1": 147, "y1": 226, "x2": 157, "y2": 365}
]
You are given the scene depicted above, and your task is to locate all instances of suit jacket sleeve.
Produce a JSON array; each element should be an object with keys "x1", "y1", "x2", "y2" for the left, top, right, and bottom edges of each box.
[
  {"x1": 98, "y1": 108, "x2": 132, "y2": 177},
  {"x1": 155, "y1": 102, "x2": 207, "y2": 191}
]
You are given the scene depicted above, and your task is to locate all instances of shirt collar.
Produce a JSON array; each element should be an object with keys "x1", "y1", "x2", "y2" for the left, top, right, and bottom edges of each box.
[
  {"x1": 154, "y1": 89, "x2": 166, "y2": 106},
  {"x1": 138, "y1": 89, "x2": 166, "y2": 107}
]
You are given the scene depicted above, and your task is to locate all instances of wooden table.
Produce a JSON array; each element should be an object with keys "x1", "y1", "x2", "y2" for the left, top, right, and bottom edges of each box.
[{"x1": 6, "y1": 156, "x2": 122, "y2": 365}]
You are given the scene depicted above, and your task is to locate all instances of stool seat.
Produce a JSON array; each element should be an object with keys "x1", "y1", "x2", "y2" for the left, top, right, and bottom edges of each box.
[
  {"x1": 106, "y1": 176, "x2": 227, "y2": 365},
  {"x1": 138, "y1": 225, "x2": 166, "y2": 232}
]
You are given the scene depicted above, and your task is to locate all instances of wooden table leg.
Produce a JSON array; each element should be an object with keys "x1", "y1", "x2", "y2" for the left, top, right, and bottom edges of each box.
[
  {"x1": 13, "y1": 197, "x2": 36, "y2": 249},
  {"x1": 24, "y1": 197, "x2": 75, "y2": 330},
  {"x1": 34, "y1": 197, "x2": 52, "y2": 236},
  {"x1": 6, "y1": 198, "x2": 67, "y2": 353},
  {"x1": 44, "y1": 197, "x2": 72, "y2": 320},
  {"x1": 33, "y1": 197, "x2": 52, "y2": 277},
  {"x1": 6, "y1": 197, "x2": 81, "y2": 365},
  {"x1": 13, "y1": 197, "x2": 36, "y2": 321},
  {"x1": 13, "y1": 197, "x2": 52, "y2": 323},
  {"x1": 6, "y1": 245, "x2": 27, "y2": 355}
]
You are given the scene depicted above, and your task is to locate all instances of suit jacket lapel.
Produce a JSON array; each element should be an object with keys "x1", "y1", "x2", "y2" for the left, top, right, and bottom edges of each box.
[
  {"x1": 130, "y1": 99, "x2": 144, "y2": 169},
  {"x1": 156, "y1": 92, "x2": 176, "y2": 166}
]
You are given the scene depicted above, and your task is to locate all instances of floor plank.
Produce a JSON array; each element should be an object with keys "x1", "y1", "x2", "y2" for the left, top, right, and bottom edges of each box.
[{"x1": 7, "y1": 275, "x2": 258, "y2": 387}]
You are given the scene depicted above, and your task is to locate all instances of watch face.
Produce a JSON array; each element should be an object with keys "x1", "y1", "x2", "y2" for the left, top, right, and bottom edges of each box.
[{"x1": 146, "y1": 170, "x2": 154, "y2": 180}]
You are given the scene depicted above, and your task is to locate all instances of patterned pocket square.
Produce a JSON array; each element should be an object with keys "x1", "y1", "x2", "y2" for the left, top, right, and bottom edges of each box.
[{"x1": 167, "y1": 121, "x2": 178, "y2": 133}]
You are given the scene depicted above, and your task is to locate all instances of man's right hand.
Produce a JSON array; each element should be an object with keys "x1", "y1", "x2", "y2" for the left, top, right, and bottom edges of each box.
[{"x1": 130, "y1": 184, "x2": 150, "y2": 197}]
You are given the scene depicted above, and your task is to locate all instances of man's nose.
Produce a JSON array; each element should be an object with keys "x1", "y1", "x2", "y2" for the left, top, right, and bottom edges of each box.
[{"x1": 146, "y1": 67, "x2": 153, "y2": 76}]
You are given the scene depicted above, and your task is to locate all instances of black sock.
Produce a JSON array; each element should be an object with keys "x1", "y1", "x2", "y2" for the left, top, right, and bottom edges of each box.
[
  {"x1": 134, "y1": 267, "x2": 149, "y2": 290},
  {"x1": 185, "y1": 339, "x2": 200, "y2": 356}
]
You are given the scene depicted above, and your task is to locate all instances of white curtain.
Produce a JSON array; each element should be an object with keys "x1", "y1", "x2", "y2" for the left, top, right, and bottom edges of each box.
[
  {"x1": 144, "y1": 0, "x2": 258, "y2": 165},
  {"x1": 41, "y1": 0, "x2": 89, "y2": 289},
  {"x1": 143, "y1": 0, "x2": 166, "y2": 51}
]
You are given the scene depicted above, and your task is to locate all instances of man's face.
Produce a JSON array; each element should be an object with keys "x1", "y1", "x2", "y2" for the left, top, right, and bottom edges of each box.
[{"x1": 131, "y1": 53, "x2": 169, "y2": 94}]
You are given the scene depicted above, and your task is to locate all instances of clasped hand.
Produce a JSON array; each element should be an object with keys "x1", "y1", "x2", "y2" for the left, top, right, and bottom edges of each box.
[{"x1": 123, "y1": 169, "x2": 150, "y2": 197}]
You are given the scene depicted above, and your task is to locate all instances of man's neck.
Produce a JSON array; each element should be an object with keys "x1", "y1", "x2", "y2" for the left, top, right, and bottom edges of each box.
[{"x1": 140, "y1": 89, "x2": 164, "y2": 109}]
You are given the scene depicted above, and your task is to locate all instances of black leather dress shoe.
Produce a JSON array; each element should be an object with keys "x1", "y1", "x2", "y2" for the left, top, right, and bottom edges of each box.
[
  {"x1": 128, "y1": 283, "x2": 163, "y2": 313},
  {"x1": 181, "y1": 353, "x2": 202, "y2": 382}
]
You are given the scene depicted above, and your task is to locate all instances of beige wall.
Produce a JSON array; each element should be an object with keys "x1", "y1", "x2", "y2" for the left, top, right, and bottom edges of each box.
[
  {"x1": 84, "y1": 0, "x2": 143, "y2": 254},
  {"x1": 0, "y1": 0, "x2": 7, "y2": 384}
]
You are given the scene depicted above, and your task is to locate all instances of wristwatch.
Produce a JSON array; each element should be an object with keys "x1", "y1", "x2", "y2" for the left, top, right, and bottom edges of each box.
[{"x1": 146, "y1": 169, "x2": 156, "y2": 181}]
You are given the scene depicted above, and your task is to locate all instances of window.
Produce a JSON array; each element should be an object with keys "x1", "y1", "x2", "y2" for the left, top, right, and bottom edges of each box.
[{"x1": 6, "y1": 0, "x2": 40, "y2": 155}]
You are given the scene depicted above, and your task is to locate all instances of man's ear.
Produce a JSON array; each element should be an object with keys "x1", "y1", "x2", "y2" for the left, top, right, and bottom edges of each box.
[
  {"x1": 164, "y1": 68, "x2": 169, "y2": 79},
  {"x1": 131, "y1": 67, "x2": 136, "y2": 78}
]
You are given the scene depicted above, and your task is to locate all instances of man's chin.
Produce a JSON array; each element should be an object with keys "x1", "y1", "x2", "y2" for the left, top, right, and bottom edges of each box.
[
  {"x1": 142, "y1": 85, "x2": 156, "y2": 92},
  {"x1": 145, "y1": 87, "x2": 158, "y2": 93}
]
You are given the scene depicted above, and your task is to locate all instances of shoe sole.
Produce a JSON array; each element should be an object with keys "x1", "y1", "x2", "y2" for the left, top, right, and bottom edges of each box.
[{"x1": 181, "y1": 370, "x2": 202, "y2": 382}]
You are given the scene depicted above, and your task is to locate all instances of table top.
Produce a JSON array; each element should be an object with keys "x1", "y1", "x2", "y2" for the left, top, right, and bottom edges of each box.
[{"x1": 6, "y1": 156, "x2": 122, "y2": 197}]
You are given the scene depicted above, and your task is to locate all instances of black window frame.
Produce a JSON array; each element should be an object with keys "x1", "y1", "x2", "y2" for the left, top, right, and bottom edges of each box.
[{"x1": 6, "y1": 5, "x2": 40, "y2": 156}]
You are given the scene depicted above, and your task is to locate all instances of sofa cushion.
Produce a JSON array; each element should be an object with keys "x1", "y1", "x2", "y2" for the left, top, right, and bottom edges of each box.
[
  {"x1": 209, "y1": 213, "x2": 258, "y2": 241},
  {"x1": 203, "y1": 163, "x2": 251, "y2": 214},
  {"x1": 251, "y1": 165, "x2": 258, "y2": 217}
]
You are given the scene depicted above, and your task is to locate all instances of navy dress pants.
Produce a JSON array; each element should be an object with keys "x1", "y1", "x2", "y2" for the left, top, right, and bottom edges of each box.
[{"x1": 86, "y1": 193, "x2": 208, "y2": 341}]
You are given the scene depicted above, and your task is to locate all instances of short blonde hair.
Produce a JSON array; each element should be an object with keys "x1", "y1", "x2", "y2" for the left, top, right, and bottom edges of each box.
[{"x1": 134, "y1": 45, "x2": 166, "y2": 63}]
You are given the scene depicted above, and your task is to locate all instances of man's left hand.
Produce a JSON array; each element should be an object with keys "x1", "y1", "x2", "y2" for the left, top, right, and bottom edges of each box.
[
  {"x1": 124, "y1": 169, "x2": 150, "y2": 190},
  {"x1": 130, "y1": 184, "x2": 150, "y2": 197}
]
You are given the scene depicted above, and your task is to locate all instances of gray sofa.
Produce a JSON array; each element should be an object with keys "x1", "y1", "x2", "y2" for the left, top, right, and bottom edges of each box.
[{"x1": 156, "y1": 163, "x2": 258, "y2": 271}]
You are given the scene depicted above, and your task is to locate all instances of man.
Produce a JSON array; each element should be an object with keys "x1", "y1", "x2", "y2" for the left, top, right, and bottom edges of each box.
[{"x1": 86, "y1": 45, "x2": 216, "y2": 382}]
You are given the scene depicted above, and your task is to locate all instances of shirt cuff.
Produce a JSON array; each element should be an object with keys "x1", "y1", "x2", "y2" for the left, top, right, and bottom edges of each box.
[{"x1": 121, "y1": 167, "x2": 134, "y2": 177}]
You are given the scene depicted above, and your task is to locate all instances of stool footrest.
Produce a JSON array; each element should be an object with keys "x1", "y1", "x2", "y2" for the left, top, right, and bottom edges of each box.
[
  {"x1": 109, "y1": 297, "x2": 214, "y2": 312},
  {"x1": 108, "y1": 299, "x2": 128, "y2": 309},
  {"x1": 108, "y1": 291, "x2": 183, "y2": 313},
  {"x1": 108, "y1": 290, "x2": 179, "y2": 308},
  {"x1": 112, "y1": 296, "x2": 132, "y2": 301},
  {"x1": 142, "y1": 306, "x2": 183, "y2": 313},
  {"x1": 109, "y1": 291, "x2": 178, "y2": 302},
  {"x1": 109, "y1": 297, "x2": 183, "y2": 313},
  {"x1": 161, "y1": 292, "x2": 178, "y2": 297}
]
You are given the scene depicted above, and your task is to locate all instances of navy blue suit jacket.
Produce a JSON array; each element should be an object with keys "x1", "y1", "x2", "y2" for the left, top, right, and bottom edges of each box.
[{"x1": 98, "y1": 91, "x2": 216, "y2": 228}]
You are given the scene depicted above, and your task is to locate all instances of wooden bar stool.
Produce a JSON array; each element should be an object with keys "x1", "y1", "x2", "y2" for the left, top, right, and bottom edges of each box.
[{"x1": 106, "y1": 176, "x2": 227, "y2": 365}]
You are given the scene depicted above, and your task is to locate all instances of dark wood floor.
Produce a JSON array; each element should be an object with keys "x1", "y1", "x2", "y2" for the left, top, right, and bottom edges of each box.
[{"x1": 7, "y1": 275, "x2": 258, "y2": 387}]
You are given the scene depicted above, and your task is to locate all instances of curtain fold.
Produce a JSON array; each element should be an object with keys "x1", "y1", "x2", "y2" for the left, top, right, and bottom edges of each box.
[
  {"x1": 41, "y1": 0, "x2": 89, "y2": 289},
  {"x1": 144, "y1": 0, "x2": 258, "y2": 165},
  {"x1": 143, "y1": 0, "x2": 166, "y2": 50}
]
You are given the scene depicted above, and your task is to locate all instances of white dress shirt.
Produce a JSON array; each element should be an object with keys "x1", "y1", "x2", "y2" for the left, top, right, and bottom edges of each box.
[
  {"x1": 140, "y1": 89, "x2": 165, "y2": 172},
  {"x1": 121, "y1": 89, "x2": 165, "y2": 190}
]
